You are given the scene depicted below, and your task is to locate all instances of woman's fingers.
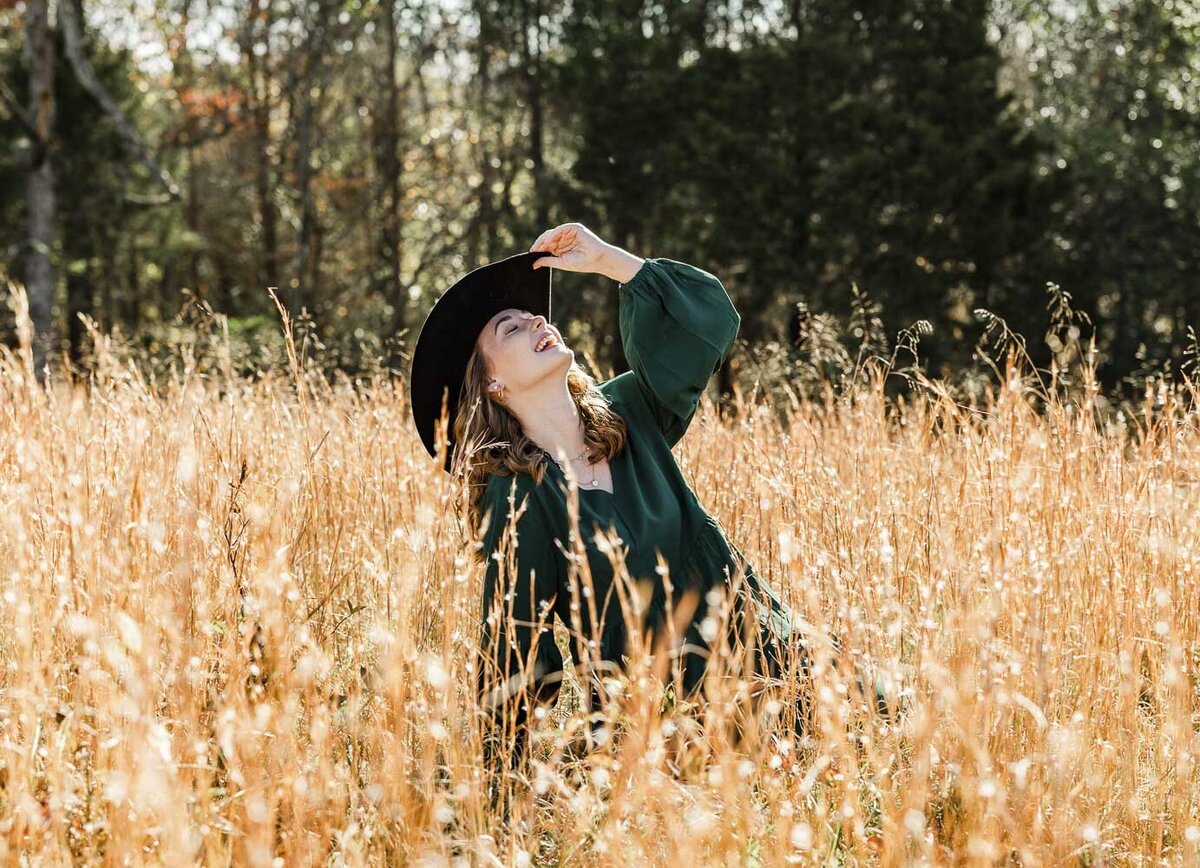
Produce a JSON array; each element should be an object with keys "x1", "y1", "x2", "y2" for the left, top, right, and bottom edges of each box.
[
  {"x1": 530, "y1": 225, "x2": 566, "y2": 253},
  {"x1": 531, "y1": 222, "x2": 592, "y2": 255},
  {"x1": 529, "y1": 223, "x2": 608, "y2": 273}
]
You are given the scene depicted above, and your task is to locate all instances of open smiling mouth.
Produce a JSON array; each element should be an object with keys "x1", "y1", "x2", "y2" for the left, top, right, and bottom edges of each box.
[{"x1": 534, "y1": 333, "x2": 560, "y2": 352}]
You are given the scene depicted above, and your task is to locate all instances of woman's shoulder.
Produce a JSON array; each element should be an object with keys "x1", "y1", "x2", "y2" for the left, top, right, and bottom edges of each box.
[
  {"x1": 598, "y1": 372, "x2": 676, "y2": 447},
  {"x1": 597, "y1": 372, "x2": 650, "y2": 425}
]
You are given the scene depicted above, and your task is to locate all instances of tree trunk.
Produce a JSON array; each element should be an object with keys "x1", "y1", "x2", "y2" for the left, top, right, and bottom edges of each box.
[
  {"x1": 293, "y1": 87, "x2": 316, "y2": 314},
  {"x1": 247, "y1": 0, "x2": 278, "y2": 292},
  {"x1": 291, "y1": 10, "x2": 332, "y2": 319},
  {"x1": 381, "y1": 0, "x2": 407, "y2": 351},
  {"x1": 469, "y1": 0, "x2": 498, "y2": 262},
  {"x1": 522, "y1": 0, "x2": 548, "y2": 229},
  {"x1": 24, "y1": 0, "x2": 57, "y2": 368},
  {"x1": 126, "y1": 240, "x2": 141, "y2": 333},
  {"x1": 177, "y1": 0, "x2": 205, "y2": 304}
]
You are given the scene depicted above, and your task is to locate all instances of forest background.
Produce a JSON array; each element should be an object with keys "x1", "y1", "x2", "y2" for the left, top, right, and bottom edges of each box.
[{"x1": 2, "y1": 0, "x2": 1199, "y2": 403}]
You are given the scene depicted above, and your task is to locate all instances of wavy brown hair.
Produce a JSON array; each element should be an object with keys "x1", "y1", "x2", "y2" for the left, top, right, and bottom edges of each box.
[{"x1": 450, "y1": 339, "x2": 628, "y2": 554}]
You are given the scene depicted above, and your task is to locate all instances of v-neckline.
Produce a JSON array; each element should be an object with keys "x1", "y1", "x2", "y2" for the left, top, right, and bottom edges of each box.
[{"x1": 547, "y1": 440, "x2": 623, "y2": 500}]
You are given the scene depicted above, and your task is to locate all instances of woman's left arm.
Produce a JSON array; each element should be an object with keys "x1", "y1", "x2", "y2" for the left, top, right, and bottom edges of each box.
[{"x1": 612, "y1": 257, "x2": 741, "y2": 446}]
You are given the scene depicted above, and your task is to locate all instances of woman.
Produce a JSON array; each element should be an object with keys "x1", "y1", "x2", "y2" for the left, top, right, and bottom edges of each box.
[{"x1": 409, "y1": 223, "x2": 815, "y2": 800}]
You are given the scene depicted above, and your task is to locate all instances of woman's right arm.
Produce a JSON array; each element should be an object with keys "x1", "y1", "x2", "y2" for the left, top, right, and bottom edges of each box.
[
  {"x1": 475, "y1": 476, "x2": 565, "y2": 798},
  {"x1": 526, "y1": 224, "x2": 741, "y2": 447}
]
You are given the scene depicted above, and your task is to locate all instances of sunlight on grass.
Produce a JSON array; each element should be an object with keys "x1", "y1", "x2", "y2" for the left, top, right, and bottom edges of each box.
[{"x1": 0, "y1": 282, "x2": 1197, "y2": 864}]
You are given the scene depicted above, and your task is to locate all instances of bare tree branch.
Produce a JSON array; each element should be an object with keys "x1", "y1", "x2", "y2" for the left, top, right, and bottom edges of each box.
[
  {"x1": 0, "y1": 79, "x2": 41, "y2": 141},
  {"x1": 58, "y1": 0, "x2": 181, "y2": 202}
]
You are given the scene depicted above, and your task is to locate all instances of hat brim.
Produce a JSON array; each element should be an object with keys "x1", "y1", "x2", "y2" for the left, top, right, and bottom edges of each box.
[{"x1": 409, "y1": 249, "x2": 554, "y2": 473}]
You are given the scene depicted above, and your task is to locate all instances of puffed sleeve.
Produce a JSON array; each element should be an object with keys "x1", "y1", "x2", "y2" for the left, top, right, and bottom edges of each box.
[
  {"x1": 615, "y1": 257, "x2": 741, "y2": 447},
  {"x1": 475, "y1": 475, "x2": 565, "y2": 798}
]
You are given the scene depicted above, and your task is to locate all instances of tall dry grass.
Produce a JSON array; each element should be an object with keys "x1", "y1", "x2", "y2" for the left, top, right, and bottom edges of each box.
[{"x1": 1, "y1": 282, "x2": 1198, "y2": 865}]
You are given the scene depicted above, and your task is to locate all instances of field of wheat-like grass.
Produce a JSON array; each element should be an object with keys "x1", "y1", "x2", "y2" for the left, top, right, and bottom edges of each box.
[{"x1": 1, "y1": 300, "x2": 1198, "y2": 865}]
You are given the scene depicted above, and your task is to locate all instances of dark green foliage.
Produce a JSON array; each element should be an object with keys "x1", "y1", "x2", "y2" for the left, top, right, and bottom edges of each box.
[{"x1": 0, "y1": 0, "x2": 1197, "y2": 396}]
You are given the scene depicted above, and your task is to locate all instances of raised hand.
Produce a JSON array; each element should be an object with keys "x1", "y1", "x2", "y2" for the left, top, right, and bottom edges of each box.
[
  {"x1": 529, "y1": 223, "x2": 611, "y2": 273},
  {"x1": 529, "y1": 222, "x2": 645, "y2": 283}
]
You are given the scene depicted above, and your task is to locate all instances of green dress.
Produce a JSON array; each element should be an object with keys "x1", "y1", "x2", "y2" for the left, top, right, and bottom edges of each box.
[{"x1": 475, "y1": 257, "x2": 802, "y2": 778}]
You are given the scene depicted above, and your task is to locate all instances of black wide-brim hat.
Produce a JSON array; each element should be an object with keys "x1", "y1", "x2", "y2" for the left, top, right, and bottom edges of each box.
[{"x1": 409, "y1": 249, "x2": 554, "y2": 473}]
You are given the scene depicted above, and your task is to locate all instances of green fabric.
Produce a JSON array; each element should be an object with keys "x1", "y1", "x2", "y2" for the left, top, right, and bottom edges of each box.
[{"x1": 475, "y1": 257, "x2": 801, "y2": 781}]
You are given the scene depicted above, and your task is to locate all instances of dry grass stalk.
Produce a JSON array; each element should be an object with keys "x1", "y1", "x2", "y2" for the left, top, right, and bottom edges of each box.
[{"x1": 0, "y1": 285, "x2": 1197, "y2": 865}]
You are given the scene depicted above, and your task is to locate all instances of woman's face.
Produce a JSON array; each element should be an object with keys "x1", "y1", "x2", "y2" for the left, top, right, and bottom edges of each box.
[{"x1": 478, "y1": 307, "x2": 572, "y2": 401}]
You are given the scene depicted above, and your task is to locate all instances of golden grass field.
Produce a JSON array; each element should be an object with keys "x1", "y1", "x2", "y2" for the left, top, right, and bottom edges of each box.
[{"x1": 1, "y1": 291, "x2": 1198, "y2": 865}]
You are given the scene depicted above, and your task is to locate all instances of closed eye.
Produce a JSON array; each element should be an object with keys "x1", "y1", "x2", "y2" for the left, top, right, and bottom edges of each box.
[{"x1": 506, "y1": 324, "x2": 518, "y2": 335}]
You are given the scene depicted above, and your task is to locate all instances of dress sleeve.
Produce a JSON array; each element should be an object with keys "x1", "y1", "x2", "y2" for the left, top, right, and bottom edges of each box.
[
  {"x1": 475, "y1": 476, "x2": 564, "y2": 798},
  {"x1": 616, "y1": 257, "x2": 741, "y2": 447}
]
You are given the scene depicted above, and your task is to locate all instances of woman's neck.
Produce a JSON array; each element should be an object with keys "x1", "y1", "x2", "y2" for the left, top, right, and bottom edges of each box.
[{"x1": 511, "y1": 381, "x2": 589, "y2": 462}]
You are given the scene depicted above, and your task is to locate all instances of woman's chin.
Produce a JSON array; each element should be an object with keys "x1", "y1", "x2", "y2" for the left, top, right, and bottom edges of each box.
[
  {"x1": 534, "y1": 347, "x2": 573, "y2": 375},
  {"x1": 535, "y1": 344, "x2": 572, "y2": 361}
]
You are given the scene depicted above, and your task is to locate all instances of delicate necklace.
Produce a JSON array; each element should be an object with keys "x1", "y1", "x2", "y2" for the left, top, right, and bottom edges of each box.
[{"x1": 556, "y1": 446, "x2": 599, "y2": 487}]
